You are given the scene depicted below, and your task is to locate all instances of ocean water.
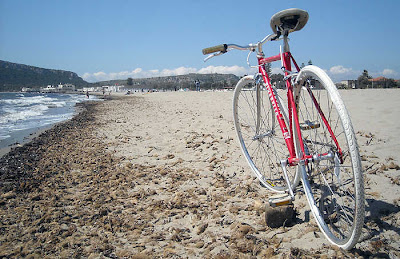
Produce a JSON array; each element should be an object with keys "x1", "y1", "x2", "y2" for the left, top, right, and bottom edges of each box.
[{"x1": 0, "y1": 92, "x2": 100, "y2": 149}]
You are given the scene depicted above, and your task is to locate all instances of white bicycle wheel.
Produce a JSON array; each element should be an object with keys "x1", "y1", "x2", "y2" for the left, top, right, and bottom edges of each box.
[
  {"x1": 233, "y1": 75, "x2": 300, "y2": 192},
  {"x1": 294, "y1": 65, "x2": 364, "y2": 250}
]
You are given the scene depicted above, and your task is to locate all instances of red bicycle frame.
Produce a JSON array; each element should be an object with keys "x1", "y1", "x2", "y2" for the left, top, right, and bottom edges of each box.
[{"x1": 257, "y1": 51, "x2": 342, "y2": 166}]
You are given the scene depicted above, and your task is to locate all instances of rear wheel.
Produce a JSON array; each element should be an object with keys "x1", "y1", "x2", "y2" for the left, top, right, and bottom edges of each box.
[
  {"x1": 233, "y1": 75, "x2": 300, "y2": 192},
  {"x1": 294, "y1": 65, "x2": 364, "y2": 250}
]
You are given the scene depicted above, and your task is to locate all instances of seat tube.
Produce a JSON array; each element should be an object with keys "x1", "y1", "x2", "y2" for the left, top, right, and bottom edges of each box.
[
  {"x1": 283, "y1": 51, "x2": 309, "y2": 163},
  {"x1": 282, "y1": 52, "x2": 297, "y2": 159}
]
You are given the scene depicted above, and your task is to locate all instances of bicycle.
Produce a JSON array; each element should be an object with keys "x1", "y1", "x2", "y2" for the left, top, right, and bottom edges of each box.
[{"x1": 202, "y1": 8, "x2": 364, "y2": 250}]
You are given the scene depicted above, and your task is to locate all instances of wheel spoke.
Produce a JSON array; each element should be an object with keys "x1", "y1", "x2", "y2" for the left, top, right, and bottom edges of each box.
[{"x1": 234, "y1": 79, "x2": 299, "y2": 191}]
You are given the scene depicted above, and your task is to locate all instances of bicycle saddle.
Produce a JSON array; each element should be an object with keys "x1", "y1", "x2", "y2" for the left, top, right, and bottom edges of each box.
[{"x1": 270, "y1": 8, "x2": 309, "y2": 34}]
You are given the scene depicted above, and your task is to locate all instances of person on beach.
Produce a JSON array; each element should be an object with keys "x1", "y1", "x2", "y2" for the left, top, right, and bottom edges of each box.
[
  {"x1": 195, "y1": 80, "x2": 200, "y2": 91},
  {"x1": 86, "y1": 90, "x2": 89, "y2": 98}
]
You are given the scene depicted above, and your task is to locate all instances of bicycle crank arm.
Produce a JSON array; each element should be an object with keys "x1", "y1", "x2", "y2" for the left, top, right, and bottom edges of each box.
[
  {"x1": 281, "y1": 159, "x2": 295, "y2": 200},
  {"x1": 268, "y1": 160, "x2": 295, "y2": 207}
]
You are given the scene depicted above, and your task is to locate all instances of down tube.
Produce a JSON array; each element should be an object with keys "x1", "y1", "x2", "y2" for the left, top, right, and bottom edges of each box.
[{"x1": 258, "y1": 63, "x2": 296, "y2": 158}]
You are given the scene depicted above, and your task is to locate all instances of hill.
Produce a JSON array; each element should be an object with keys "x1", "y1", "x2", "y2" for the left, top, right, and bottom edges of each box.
[
  {"x1": 92, "y1": 73, "x2": 240, "y2": 90},
  {"x1": 0, "y1": 60, "x2": 240, "y2": 92},
  {"x1": 0, "y1": 60, "x2": 89, "y2": 91}
]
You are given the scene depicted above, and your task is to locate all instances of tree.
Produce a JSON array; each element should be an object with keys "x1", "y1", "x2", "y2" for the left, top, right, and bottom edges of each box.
[
  {"x1": 265, "y1": 63, "x2": 272, "y2": 77},
  {"x1": 357, "y1": 69, "x2": 372, "y2": 88},
  {"x1": 127, "y1": 77, "x2": 133, "y2": 86},
  {"x1": 300, "y1": 62, "x2": 305, "y2": 69},
  {"x1": 308, "y1": 60, "x2": 313, "y2": 65},
  {"x1": 270, "y1": 73, "x2": 285, "y2": 89},
  {"x1": 387, "y1": 79, "x2": 397, "y2": 88}
]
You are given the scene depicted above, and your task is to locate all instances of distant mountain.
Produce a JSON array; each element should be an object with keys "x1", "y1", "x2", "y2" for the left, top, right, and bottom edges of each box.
[
  {"x1": 0, "y1": 60, "x2": 240, "y2": 92},
  {"x1": 92, "y1": 73, "x2": 240, "y2": 90},
  {"x1": 0, "y1": 60, "x2": 89, "y2": 91}
]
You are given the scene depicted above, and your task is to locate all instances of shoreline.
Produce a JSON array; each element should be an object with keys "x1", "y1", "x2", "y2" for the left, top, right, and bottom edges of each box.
[
  {"x1": 0, "y1": 100, "x2": 101, "y2": 192},
  {"x1": 0, "y1": 125, "x2": 53, "y2": 158},
  {"x1": 0, "y1": 90, "x2": 399, "y2": 257},
  {"x1": 0, "y1": 92, "x2": 104, "y2": 158}
]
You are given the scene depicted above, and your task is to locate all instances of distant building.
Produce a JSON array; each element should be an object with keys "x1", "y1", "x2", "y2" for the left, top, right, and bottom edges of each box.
[
  {"x1": 369, "y1": 76, "x2": 388, "y2": 82},
  {"x1": 340, "y1": 80, "x2": 357, "y2": 89},
  {"x1": 21, "y1": 87, "x2": 34, "y2": 92},
  {"x1": 81, "y1": 87, "x2": 96, "y2": 92},
  {"x1": 368, "y1": 77, "x2": 397, "y2": 88},
  {"x1": 57, "y1": 83, "x2": 75, "y2": 92},
  {"x1": 40, "y1": 84, "x2": 76, "y2": 93},
  {"x1": 41, "y1": 85, "x2": 57, "y2": 93},
  {"x1": 101, "y1": 85, "x2": 125, "y2": 92}
]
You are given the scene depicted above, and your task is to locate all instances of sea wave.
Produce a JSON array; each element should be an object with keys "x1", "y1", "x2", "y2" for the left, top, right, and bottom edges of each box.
[
  {"x1": 0, "y1": 95, "x2": 57, "y2": 106},
  {"x1": 0, "y1": 93, "x2": 101, "y2": 147},
  {"x1": 0, "y1": 133, "x2": 11, "y2": 141},
  {"x1": 0, "y1": 104, "x2": 50, "y2": 124}
]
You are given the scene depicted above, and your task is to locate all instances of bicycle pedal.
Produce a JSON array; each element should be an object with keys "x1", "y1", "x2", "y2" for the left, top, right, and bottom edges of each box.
[
  {"x1": 300, "y1": 120, "x2": 320, "y2": 130},
  {"x1": 268, "y1": 193, "x2": 293, "y2": 207}
]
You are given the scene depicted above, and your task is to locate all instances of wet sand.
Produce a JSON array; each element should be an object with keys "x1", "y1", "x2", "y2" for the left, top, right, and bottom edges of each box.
[{"x1": 0, "y1": 89, "x2": 399, "y2": 258}]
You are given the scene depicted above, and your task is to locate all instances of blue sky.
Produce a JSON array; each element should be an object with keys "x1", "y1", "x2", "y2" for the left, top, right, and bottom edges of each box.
[{"x1": 1, "y1": 0, "x2": 399, "y2": 83}]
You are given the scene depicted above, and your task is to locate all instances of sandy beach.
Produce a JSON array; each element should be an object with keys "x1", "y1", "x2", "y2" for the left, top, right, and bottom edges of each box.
[{"x1": 0, "y1": 89, "x2": 399, "y2": 258}]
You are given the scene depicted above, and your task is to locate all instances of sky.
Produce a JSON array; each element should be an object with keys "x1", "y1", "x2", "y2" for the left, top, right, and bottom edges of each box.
[{"x1": 1, "y1": 0, "x2": 399, "y2": 83}]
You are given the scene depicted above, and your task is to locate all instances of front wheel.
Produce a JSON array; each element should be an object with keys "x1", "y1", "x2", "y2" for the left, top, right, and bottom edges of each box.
[
  {"x1": 294, "y1": 65, "x2": 364, "y2": 250},
  {"x1": 233, "y1": 75, "x2": 300, "y2": 192}
]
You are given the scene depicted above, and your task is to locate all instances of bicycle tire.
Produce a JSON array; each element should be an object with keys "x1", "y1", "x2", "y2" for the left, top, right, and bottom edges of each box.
[
  {"x1": 233, "y1": 75, "x2": 300, "y2": 192},
  {"x1": 294, "y1": 65, "x2": 364, "y2": 250}
]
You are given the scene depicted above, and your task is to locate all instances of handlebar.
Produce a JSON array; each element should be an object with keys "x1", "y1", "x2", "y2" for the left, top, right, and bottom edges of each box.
[
  {"x1": 202, "y1": 44, "x2": 227, "y2": 55},
  {"x1": 201, "y1": 33, "x2": 279, "y2": 61}
]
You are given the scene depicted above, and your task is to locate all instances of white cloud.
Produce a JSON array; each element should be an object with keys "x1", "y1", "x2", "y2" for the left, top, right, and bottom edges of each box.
[
  {"x1": 327, "y1": 65, "x2": 360, "y2": 82},
  {"x1": 81, "y1": 64, "x2": 399, "y2": 83},
  {"x1": 82, "y1": 72, "x2": 92, "y2": 80},
  {"x1": 329, "y1": 65, "x2": 353, "y2": 75},
  {"x1": 81, "y1": 65, "x2": 254, "y2": 82},
  {"x1": 382, "y1": 68, "x2": 396, "y2": 76},
  {"x1": 159, "y1": 67, "x2": 198, "y2": 77},
  {"x1": 197, "y1": 65, "x2": 253, "y2": 75}
]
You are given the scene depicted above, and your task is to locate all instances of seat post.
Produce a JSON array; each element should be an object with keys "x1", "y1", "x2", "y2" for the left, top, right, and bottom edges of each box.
[{"x1": 283, "y1": 30, "x2": 290, "y2": 53}]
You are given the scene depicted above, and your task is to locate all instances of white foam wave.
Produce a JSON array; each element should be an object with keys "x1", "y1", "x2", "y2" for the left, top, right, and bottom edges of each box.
[
  {"x1": 0, "y1": 93, "x2": 101, "y2": 145},
  {"x1": 0, "y1": 96, "x2": 57, "y2": 106},
  {"x1": 47, "y1": 101, "x2": 66, "y2": 108},
  {"x1": 0, "y1": 104, "x2": 49, "y2": 124},
  {"x1": 0, "y1": 133, "x2": 11, "y2": 141}
]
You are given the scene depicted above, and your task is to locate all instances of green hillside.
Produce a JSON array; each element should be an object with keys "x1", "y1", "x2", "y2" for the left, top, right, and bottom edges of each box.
[
  {"x1": 92, "y1": 73, "x2": 240, "y2": 90},
  {"x1": 0, "y1": 60, "x2": 89, "y2": 91},
  {"x1": 0, "y1": 60, "x2": 241, "y2": 92}
]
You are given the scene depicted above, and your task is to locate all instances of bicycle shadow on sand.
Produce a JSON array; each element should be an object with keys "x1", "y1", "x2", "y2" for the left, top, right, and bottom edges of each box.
[
  {"x1": 288, "y1": 193, "x2": 399, "y2": 256},
  {"x1": 347, "y1": 199, "x2": 400, "y2": 257},
  {"x1": 364, "y1": 198, "x2": 400, "y2": 236}
]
